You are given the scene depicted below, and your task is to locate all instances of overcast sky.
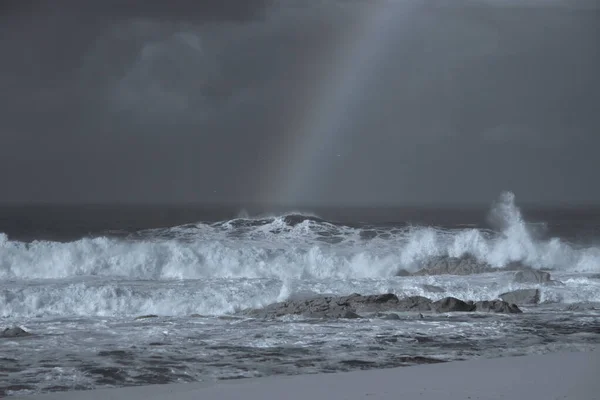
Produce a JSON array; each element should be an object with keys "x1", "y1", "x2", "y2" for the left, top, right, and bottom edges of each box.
[{"x1": 0, "y1": 0, "x2": 598, "y2": 206}]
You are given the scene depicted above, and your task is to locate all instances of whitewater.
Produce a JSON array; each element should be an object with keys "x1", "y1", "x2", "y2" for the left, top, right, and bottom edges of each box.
[{"x1": 1, "y1": 192, "x2": 600, "y2": 396}]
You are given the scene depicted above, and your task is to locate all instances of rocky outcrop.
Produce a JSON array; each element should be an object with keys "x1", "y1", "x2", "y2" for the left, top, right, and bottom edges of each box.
[
  {"x1": 392, "y1": 296, "x2": 434, "y2": 312},
  {"x1": 433, "y1": 297, "x2": 474, "y2": 313},
  {"x1": 135, "y1": 314, "x2": 159, "y2": 320},
  {"x1": 344, "y1": 293, "x2": 405, "y2": 313},
  {"x1": 512, "y1": 268, "x2": 564, "y2": 285},
  {"x1": 589, "y1": 274, "x2": 600, "y2": 280},
  {"x1": 242, "y1": 293, "x2": 522, "y2": 319},
  {"x1": 474, "y1": 300, "x2": 522, "y2": 314},
  {"x1": 244, "y1": 295, "x2": 358, "y2": 319},
  {"x1": 432, "y1": 298, "x2": 522, "y2": 314},
  {"x1": 397, "y1": 256, "x2": 562, "y2": 281},
  {"x1": 413, "y1": 255, "x2": 496, "y2": 276},
  {"x1": 1, "y1": 327, "x2": 31, "y2": 338},
  {"x1": 499, "y1": 289, "x2": 541, "y2": 305}
]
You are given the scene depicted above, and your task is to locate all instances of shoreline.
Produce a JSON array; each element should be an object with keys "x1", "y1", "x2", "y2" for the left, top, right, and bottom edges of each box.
[{"x1": 14, "y1": 349, "x2": 599, "y2": 400}]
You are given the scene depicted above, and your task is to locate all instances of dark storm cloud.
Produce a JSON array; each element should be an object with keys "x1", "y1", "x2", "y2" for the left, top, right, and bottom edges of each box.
[
  {"x1": 0, "y1": 1, "x2": 598, "y2": 205},
  {"x1": 1, "y1": 0, "x2": 272, "y2": 20}
]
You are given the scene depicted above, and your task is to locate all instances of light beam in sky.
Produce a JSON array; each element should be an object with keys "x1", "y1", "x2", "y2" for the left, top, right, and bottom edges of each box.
[{"x1": 265, "y1": 0, "x2": 417, "y2": 206}]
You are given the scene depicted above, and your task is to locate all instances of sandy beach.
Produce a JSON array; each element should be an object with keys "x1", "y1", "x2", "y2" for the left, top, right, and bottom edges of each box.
[{"x1": 15, "y1": 349, "x2": 599, "y2": 400}]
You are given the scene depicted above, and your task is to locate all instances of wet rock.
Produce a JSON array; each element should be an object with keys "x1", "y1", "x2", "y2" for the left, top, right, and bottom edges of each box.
[
  {"x1": 413, "y1": 254, "x2": 495, "y2": 276},
  {"x1": 421, "y1": 284, "x2": 445, "y2": 293},
  {"x1": 244, "y1": 295, "x2": 356, "y2": 319},
  {"x1": 395, "y1": 269, "x2": 412, "y2": 277},
  {"x1": 243, "y1": 292, "x2": 523, "y2": 319},
  {"x1": 589, "y1": 274, "x2": 600, "y2": 279},
  {"x1": 244, "y1": 294, "x2": 431, "y2": 319},
  {"x1": 135, "y1": 315, "x2": 159, "y2": 320},
  {"x1": 1, "y1": 327, "x2": 31, "y2": 338},
  {"x1": 343, "y1": 293, "x2": 414, "y2": 313},
  {"x1": 394, "y1": 296, "x2": 434, "y2": 312},
  {"x1": 474, "y1": 300, "x2": 522, "y2": 314},
  {"x1": 503, "y1": 263, "x2": 562, "y2": 285},
  {"x1": 513, "y1": 269, "x2": 552, "y2": 284},
  {"x1": 432, "y1": 297, "x2": 475, "y2": 313},
  {"x1": 499, "y1": 289, "x2": 541, "y2": 305},
  {"x1": 337, "y1": 293, "x2": 429, "y2": 313}
]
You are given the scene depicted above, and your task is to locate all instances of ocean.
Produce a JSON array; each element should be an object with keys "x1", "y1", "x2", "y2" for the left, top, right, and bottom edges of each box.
[{"x1": 1, "y1": 192, "x2": 599, "y2": 396}]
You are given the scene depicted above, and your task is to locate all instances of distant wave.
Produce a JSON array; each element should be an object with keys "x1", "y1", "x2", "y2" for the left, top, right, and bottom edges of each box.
[
  {"x1": 2, "y1": 192, "x2": 600, "y2": 318},
  {"x1": 0, "y1": 192, "x2": 598, "y2": 281}
]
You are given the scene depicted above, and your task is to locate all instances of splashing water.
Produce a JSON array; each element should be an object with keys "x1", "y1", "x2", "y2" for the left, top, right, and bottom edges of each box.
[{"x1": 0, "y1": 192, "x2": 598, "y2": 282}]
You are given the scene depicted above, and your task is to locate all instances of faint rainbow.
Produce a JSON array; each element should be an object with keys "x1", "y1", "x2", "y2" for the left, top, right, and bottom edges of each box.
[{"x1": 262, "y1": 0, "x2": 413, "y2": 206}]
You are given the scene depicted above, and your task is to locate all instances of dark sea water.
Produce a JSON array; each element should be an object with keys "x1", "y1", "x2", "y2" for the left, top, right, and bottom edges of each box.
[
  {"x1": 2, "y1": 201, "x2": 600, "y2": 242},
  {"x1": 1, "y1": 193, "x2": 599, "y2": 397}
]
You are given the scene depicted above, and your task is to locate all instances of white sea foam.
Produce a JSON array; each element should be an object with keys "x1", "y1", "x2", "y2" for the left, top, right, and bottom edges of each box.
[
  {"x1": 1, "y1": 193, "x2": 598, "y2": 282},
  {"x1": 2, "y1": 271, "x2": 600, "y2": 318},
  {"x1": 1, "y1": 193, "x2": 599, "y2": 318}
]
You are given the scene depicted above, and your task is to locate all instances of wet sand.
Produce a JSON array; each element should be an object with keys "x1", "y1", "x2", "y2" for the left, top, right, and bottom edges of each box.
[{"x1": 15, "y1": 349, "x2": 599, "y2": 400}]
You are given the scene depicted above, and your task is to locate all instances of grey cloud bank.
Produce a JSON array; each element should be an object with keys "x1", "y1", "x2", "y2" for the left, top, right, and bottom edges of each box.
[{"x1": 0, "y1": 1, "x2": 598, "y2": 205}]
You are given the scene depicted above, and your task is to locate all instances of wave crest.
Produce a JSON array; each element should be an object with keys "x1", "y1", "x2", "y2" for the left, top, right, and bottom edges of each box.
[{"x1": 0, "y1": 193, "x2": 598, "y2": 281}]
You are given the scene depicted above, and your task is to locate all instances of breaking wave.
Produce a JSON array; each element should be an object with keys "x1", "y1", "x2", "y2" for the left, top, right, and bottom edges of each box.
[
  {"x1": 0, "y1": 192, "x2": 599, "y2": 281},
  {"x1": 2, "y1": 192, "x2": 600, "y2": 318}
]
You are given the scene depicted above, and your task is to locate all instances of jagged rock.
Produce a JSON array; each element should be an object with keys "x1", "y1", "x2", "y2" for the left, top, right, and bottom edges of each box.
[
  {"x1": 513, "y1": 269, "x2": 552, "y2": 284},
  {"x1": 421, "y1": 284, "x2": 445, "y2": 293},
  {"x1": 343, "y1": 293, "x2": 400, "y2": 312},
  {"x1": 1, "y1": 327, "x2": 31, "y2": 338},
  {"x1": 499, "y1": 289, "x2": 541, "y2": 305},
  {"x1": 243, "y1": 292, "x2": 522, "y2": 319},
  {"x1": 413, "y1": 255, "x2": 495, "y2": 276},
  {"x1": 244, "y1": 294, "x2": 359, "y2": 319},
  {"x1": 342, "y1": 293, "x2": 430, "y2": 313},
  {"x1": 503, "y1": 263, "x2": 562, "y2": 285},
  {"x1": 394, "y1": 296, "x2": 434, "y2": 312},
  {"x1": 432, "y1": 297, "x2": 475, "y2": 312},
  {"x1": 474, "y1": 300, "x2": 522, "y2": 313},
  {"x1": 428, "y1": 297, "x2": 521, "y2": 314},
  {"x1": 135, "y1": 314, "x2": 159, "y2": 320},
  {"x1": 244, "y1": 294, "x2": 431, "y2": 319}
]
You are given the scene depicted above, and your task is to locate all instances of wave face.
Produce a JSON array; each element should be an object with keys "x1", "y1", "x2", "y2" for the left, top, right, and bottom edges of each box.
[
  {"x1": 1, "y1": 192, "x2": 600, "y2": 318},
  {"x1": 1, "y1": 192, "x2": 598, "y2": 281}
]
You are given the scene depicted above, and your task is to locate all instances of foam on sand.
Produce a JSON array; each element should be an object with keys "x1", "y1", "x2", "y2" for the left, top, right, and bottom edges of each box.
[{"x1": 15, "y1": 350, "x2": 599, "y2": 400}]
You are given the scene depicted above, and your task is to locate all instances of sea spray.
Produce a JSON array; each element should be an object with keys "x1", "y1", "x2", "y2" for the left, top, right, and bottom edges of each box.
[{"x1": 0, "y1": 193, "x2": 598, "y2": 281}]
